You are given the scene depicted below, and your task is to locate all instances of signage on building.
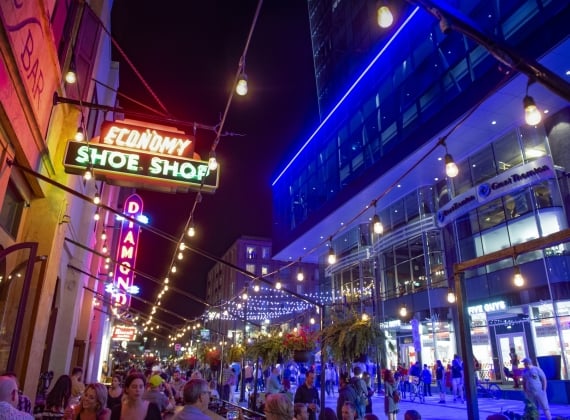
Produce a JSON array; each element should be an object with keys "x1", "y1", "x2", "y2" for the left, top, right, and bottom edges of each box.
[
  {"x1": 112, "y1": 194, "x2": 143, "y2": 307},
  {"x1": 112, "y1": 325, "x2": 138, "y2": 341},
  {"x1": 200, "y1": 329, "x2": 210, "y2": 340},
  {"x1": 437, "y1": 156, "x2": 554, "y2": 226},
  {"x1": 63, "y1": 120, "x2": 219, "y2": 193},
  {"x1": 0, "y1": 2, "x2": 58, "y2": 134},
  {"x1": 468, "y1": 300, "x2": 507, "y2": 315}
]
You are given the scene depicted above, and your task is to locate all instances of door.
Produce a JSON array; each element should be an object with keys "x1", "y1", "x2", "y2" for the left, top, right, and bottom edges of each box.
[{"x1": 496, "y1": 333, "x2": 527, "y2": 379}]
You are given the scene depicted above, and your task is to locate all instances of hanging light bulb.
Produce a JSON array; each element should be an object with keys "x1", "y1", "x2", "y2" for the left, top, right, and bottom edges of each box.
[
  {"x1": 177, "y1": 252, "x2": 183, "y2": 260},
  {"x1": 377, "y1": 5, "x2": 394, "y2": 28},
  {"x1": 74, "y1": 125, "x2": 85, "y2": 141},
  {"x1": 327, "y1": 244, "x2": 336, "y2": 265},
  {"x1": 83, "y1": 165, "x2": 93, "y2": 181},
  {"x1": 447, "y1": 289, "x2": 456, "y2": 303},
  {"x1": 372, "y1": 214, "x2": 384, "y2": 234},
  {"x1": 361, "y1": 313, "x2": 369, "y2": 321},
  {"x1": 399, "y1": 305, "x2": 407, "y2": 318},
  {"x1": 236, "y1": 73, "x2": 248, "y2": 96},
  {"x1": 179, "y1": 243, "x2": 186, "y2": 251},
  {"x1": 310, "y1": 317, "x2": 315, "y2": 325},
  {"x1": 253, "y1": 283, "x2": 260, "y2": 292},
  {"x1": 187, "y1": 224, "x2": 196, "y2": 237},
  {"x1": 523, "y1": 96, "x2": 542, "y2": 125},
  {"x1": 93, "y1": 209, "x2": 100, "y2": 221},
  {"x1": 513, "y1": 265, "x2": 525, "y2": 287},
  {"x1": 65, "y1": 57, "x2": 77, "y2": 84},
  {"x1": 275, "y1": 281, "x2": 282, "y2": 290},
  {"x1": 296, "y1": 267, "x2": 304, "y2": 282},
  {"x1": 445, "y1": 153, "x2": 459, "y2": 178},
  {"x1": 93, "y1": 191, "x2": 101, "y2": 205},
  {"x1": 100, "y1": 230, "x2": 107, "y2": 241},
  {"x1": 208, "y1": 150, "x2": 218, "y2": 171},
  {"x1": 171, "y1": 265, "x2": 177, "y2": 273},
  {"x1": 102, "y1": 242, "x2": 108, "y2": 254}
]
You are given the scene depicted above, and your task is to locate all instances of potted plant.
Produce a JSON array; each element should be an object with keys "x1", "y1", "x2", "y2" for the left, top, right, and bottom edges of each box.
[
  {"x1": 320, "y1": 314, "x2": 386, "y2": 365},
  {"x1": 247, "y1": 332, "x2": 285, "y2": 366},
  {"x1": 283, "y1": 327, "x2": 318, "y2": 363},
  {"x1": 227, "y1": 344, "x2": 245, "y2": 363}
]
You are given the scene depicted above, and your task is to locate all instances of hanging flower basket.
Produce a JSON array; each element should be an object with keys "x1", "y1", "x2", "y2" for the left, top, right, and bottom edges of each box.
[{"x1": 293, "y1": 349, "x2": 312, "y2": 363}]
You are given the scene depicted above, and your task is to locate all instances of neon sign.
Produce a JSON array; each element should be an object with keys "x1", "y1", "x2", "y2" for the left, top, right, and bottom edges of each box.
[
  {"x1": 113, "y1": 194, "x2": 143, "y2": 307},
  {"x1": 63, "y1": 141, "x2": 219, "y2": 193},
  {"x1": 62, "y1": 119, "x2": 219, "y2": 193}
]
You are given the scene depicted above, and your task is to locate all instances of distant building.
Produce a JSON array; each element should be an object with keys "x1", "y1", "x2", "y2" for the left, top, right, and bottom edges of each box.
[{"x1": 206, "y1": 236, "x2": 318, "y2": 338}]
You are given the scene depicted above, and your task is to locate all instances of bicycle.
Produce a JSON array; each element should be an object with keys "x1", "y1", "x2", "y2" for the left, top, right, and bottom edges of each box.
[
  {"x1": 476, "y1": 379, "x2": 502, "y2": 400},
  {"x1": 409, "y1": 376, "x2": 425, "y2": 403}
]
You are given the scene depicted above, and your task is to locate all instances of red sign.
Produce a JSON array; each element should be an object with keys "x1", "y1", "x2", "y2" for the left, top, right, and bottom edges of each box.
[
  {"x1": 112, "y1": 194, "x2": 143, "y2": 307},
  {"x1": 112, "y1": 325, "x2": 138, "y2": 341}
]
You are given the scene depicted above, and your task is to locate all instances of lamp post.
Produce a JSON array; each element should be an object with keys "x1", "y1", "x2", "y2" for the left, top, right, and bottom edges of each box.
[{"x1": 239, "y1": 294, "x2": 248, "y2": 403}]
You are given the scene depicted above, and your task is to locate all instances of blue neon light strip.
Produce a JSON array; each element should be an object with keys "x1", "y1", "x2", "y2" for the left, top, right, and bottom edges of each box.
[{"x1": 272, "y1": 6, "x2": 421, "y2": 186}]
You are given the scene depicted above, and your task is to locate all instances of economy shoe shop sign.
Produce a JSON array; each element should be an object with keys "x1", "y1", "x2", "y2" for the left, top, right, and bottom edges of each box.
[{"x1": 63, "y1": 120, "x2": 219, "y2": 193}]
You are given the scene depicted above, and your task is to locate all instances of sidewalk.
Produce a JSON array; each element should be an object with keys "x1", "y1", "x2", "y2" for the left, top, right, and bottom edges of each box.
[{"x1": 235, "y1": 386, "x2": 570, "y2": 419}]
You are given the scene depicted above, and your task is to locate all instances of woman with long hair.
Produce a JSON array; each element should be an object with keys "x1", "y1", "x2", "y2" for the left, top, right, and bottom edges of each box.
[
  {"x1": 383, "y1": 370, "x2": 399, "y2": 420},
  {"x1": 37, "y1": 375, "x2": 72, "y2": 419},
  {"x1": 106, "y1": 375, "x2": 123, "y2": 410},
  {"x1": 110, "y1": 372, "x2": 161, "y2": 420},
  {"x1": 65, "y1": 383, "x2": 111, "y2": 420}
]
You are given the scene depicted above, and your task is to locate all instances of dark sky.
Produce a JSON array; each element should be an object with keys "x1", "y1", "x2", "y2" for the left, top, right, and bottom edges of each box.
[{"x1": 110, "y1": 1, "x2": 318, "y2": 329}]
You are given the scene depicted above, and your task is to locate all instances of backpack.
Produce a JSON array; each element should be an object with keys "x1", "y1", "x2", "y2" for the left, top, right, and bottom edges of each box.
[{"x1": 392, "y1": 389, "x2": 401, "y2": 403}]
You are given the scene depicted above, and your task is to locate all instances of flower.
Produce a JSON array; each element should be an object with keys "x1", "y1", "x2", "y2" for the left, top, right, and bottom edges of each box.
[{"x1": 283, "y1": 327, "x2": 317, "y2": 351}]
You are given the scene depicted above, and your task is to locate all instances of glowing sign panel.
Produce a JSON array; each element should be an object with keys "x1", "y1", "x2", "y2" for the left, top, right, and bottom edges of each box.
[
  {"x1": 112, "y1": 325, "x2": 138, "y2": 341},
  {"x1": 63, "y1": 141, "x2": 219, "y2": 193},
  {"x1": 113, "y1": 194, "x2": 143, "y2": 307}
]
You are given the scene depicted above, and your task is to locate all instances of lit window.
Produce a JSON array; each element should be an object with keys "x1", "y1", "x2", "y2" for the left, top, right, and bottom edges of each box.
[
  {"x1": 261, "y1": 266, "x2": 269, "y2": 275},
  {"x1": 246, "y1": 246, "x2": 256, "y2": 259},
  {"x1": 246, "y1": 264, "x2": 256, "y2": 274}
]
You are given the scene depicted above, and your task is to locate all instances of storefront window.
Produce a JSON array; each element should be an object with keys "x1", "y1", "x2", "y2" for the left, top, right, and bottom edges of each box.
[
  {"x1": 494, "y1": 131, "x2": 522, "y2": 172},
  {"x1": 470, "y1": 146, "x2": 497, "y2": 185}
]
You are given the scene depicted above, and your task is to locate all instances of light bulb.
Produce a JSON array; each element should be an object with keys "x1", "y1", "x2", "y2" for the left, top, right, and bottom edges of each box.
[
  {"x1": 399, "y1": 306, "x2": 407, "y2": 317},
  {"x1": 523, "y1": 96, "x2": 542, "y2": 125},
  {"x1": 177, "y1": 252, "x2": 183, "y2": 260},
  {"x1": 208, "y1": 155, "x2": 218, "y2": 171},
  {"x1": 187, "y1": 225, "x2": 196, "y2": 237},
  {"x1": 445, "y1": 153, "x2": 459, "y2": 178},
  {"x1": 83, "y1": 167, "x2": 92, "y2": 180},
  {"x1": 74, "y1": 126, "x2": 85, "y2": 141},
  {"x1": 372, "y1": 214, "x2": 383, "y2": 234},
  {"x1": 513, "y1": 266, "x2": 525, "y2": 287},
  {"x1": 254, "y1": 284, "x2": 260, "y2": 292},
  {"x1": 297, "y1": 270, "x2": 304, "y2": 281},
  {"x1": 275, "y1": 281, "x2": 282, "y2": 290},
  {"x1": 327, "y1": 247, "x2": 336, "y2": 265},
  {"x1": 65, "y1": 65, "x2": 77, "y2": 84},
  {"x1": 93, "y1": 211, "x2": 100, "y2": 221},
  {"x1": 101, "y1": 230, "x2": 107, "y2": 241},
  {"x1": 102, "y1": 242, "x2": 108, "y2": 253},
  {"x1": 377, "y1": 6, "x2": 394, "y2": 28},
  {"x1": 93, "y1": 193, "x2": 101, "y2": 205},
  {"x1": 447, "y1": 289, "x2": 456, "y2": 303},
  {"x1": 236, "y1": 74, "x2": 248, "y2": 96}
]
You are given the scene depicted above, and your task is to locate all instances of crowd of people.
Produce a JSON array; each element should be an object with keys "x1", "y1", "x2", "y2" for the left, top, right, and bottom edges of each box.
[{"x1": 0, "y1": 353, "x2": 554, "y2": 420}]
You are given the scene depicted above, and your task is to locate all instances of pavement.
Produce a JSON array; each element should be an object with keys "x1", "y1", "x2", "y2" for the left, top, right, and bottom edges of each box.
[{"x1": 234, "y1": 386, "x2": 570, "y2": 420}]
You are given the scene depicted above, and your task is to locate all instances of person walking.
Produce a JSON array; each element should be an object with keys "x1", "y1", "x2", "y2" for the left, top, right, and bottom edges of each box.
[
  {"x1": 521, "y1": 357, "x2": 552, "y2": 420},
  {"x1": 435, "y1": 360, "x2": 446, "y2": 404},
  {"x1": 451, "y1": 355, "x2": 464, "y2": 403},
  {"x1": 383, "y1": 370, "x2": 399, "y2": 420},
  {"x1": 420, "y1": 365, "x2": 432, "y2": 397}
]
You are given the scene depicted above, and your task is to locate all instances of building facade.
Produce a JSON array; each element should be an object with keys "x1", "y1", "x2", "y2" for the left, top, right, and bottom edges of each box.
[
  {"x1": 0, "y1": 0, "x2": 123, "y2": 401},
  {"x1": 206, "y1": 236, "x2": 319, "y2": 340},
  {"x1": 272, "y1": 0, "x2": 570, "y2": 383}
]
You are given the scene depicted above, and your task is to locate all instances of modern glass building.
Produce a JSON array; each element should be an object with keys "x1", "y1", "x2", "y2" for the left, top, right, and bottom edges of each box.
[{"x1": 272, "y1": 0, "x2": 570, "y2": 386}]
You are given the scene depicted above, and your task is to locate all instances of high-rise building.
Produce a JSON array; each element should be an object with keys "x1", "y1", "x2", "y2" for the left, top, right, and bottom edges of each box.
[{"x1": 273, "y1": 0, "x2": 570, "y2": 388}]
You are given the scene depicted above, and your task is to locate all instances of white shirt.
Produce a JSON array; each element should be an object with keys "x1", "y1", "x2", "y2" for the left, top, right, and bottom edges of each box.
[{"x1": 0, "y1": 401, "x2": 34, "y2": 420}]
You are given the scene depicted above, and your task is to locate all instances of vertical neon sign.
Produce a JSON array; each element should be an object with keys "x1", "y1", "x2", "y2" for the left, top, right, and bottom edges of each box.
[{"x1": 113, "y1": 194, "x2": 143, "y2": 307}]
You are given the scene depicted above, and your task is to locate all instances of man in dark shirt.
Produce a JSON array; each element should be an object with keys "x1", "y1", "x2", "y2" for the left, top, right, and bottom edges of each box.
[{"x1": 294, "y1": 369, "x2": 320, "y2": 420}]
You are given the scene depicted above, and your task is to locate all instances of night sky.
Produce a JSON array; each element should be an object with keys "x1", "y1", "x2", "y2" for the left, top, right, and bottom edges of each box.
[{"x1": 110, "y1": 1, "x2": 318, "y2": 329}]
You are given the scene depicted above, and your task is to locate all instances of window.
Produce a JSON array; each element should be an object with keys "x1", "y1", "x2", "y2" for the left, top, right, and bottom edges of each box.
[
  {"x1": 261, "y1": 247, "x2": 271, "y2": 259},
  {"x1": 0, "y1": 181, "x2": 26, "y2": 238},
  {"x1": 246, "y1": 246, "x2": 256, "y2": 260},
  {"x1": 245, "y1": 264, "x2": 256, "y2": 275},
  {"x1": 261, "y1": 266, "x2": 269, "y2": 275}
]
